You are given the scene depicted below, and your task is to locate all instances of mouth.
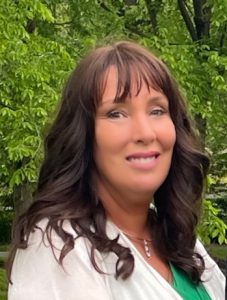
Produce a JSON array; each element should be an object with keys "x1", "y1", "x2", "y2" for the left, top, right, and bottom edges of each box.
[
  {"x1": 127, "y1": 156, "x2": 157, "y2": 164},
  {"x1": 126, "y1": 152, "x2": 160, "y2": 165}
]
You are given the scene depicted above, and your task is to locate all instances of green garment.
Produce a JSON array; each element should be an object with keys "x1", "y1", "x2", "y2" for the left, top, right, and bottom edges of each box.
[{"x1": 170, "y1": 264, "x2": 211, "y2": 300}]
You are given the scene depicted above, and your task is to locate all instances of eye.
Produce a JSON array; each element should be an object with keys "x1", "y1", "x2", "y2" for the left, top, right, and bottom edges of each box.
[
  {"x1": 150, "y1": 107, "x2": 166, "y2": 116},
  {"x1": 107, "y1": 110, "x2": 126, "y2": 119}
]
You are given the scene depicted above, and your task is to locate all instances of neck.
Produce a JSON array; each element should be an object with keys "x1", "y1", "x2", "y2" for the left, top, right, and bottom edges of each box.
[
  {"x1": 110, "y1": 210, "x2": 150, "y2": 238},
  {"x1": 95, "y1": 177, "x2": 152, "y2": 238}
]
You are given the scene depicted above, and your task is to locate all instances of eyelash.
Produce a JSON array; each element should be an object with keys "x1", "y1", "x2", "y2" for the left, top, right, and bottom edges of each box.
[
  {"x1": 107, "y1": 110, "x2": 126, "y2": 119},
  {"x1": 150, "y1": 108, "x2": 166, "y2": 116},
  {"x1": 106, "y1": 107, "x2": 167, "y2": 119}
]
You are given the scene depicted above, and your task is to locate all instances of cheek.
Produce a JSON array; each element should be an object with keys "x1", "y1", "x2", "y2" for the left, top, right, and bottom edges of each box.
[
  {"x1": 158, "y1": 120, "x2": 176, "y2": 150},
  {"x1": 94, "y1": 124, "x2": 114, "y2": 154},
  {"x1": 94, "y1": 123, "x2": 119, "y2": 166},
  {"x1": 94, "y1": 121, "x2": 129, "y2": 153}
]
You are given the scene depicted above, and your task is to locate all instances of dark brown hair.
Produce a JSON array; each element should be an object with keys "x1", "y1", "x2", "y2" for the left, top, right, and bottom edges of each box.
[{"x1": 7, "y1": 41, "x2": 209, "y2": 283}]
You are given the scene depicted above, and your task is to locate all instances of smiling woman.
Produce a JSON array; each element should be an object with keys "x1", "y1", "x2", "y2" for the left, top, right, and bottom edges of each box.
[
  {"x1": 94, "y1": 66, "x2": 176, "y2": 203},
  {"x1": 7, "y1": 41, "x2": 225, "y2": 300}
]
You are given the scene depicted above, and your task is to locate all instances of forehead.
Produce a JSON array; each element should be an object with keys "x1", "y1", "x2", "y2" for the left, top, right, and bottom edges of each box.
[
  {"x1": 101, "y1": 67, "x2": 120, "y2": 100},
  {"x1": 100, "y1": 65, "x2": 164, "y2": 104}
]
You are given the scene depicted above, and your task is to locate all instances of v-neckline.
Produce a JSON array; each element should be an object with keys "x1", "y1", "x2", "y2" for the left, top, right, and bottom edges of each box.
[{"x1": 106, "y1": 220, "x2": 183, "y2": 299}]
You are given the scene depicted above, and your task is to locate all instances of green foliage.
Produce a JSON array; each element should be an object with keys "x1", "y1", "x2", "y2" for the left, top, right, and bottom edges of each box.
[
  {"x1": 0, "y1": 0, "x2": 226, "y2": 237},
  {"x1": 206, "y1": 174, "x2": 227, "y2": 237},
  {"x1": 0, "y1": 211, "x2": 13, "y2": 244},
  {"x1": 0, "y1": 245, "x2": 9, "y2": 252},
  {"x1": 0, "y1": 265, "x2": 7, "y2": 300},
  {"x1": 198, "y1": 200, "x2": 227, "y2": 245},
  {"x1": 0, "y1": 0, "x2": 73, "y2": 212},
  {"x1": 207, "y1": 244, "x2": 227, "y2": 260}
]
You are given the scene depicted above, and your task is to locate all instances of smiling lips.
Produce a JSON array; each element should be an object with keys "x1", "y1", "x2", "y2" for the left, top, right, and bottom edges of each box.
[{"x1": 126, "y1": 152, "x2": 160, "y2": 170}]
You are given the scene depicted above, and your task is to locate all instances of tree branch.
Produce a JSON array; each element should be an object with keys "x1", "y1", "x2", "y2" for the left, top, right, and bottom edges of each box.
[
  {"x1": 184, "y1": 1, "x2": 194, "y2": 18},
  {"x1": 219, "y1": 23, "x2": 227, "y2": 53},
  {"x1": 124, "y1": 23, "x2": 150, "y2": 38},
  {"x1": 97, "y1": 1, "x2": 113, "y2": 13},
  {"x1": 144, "y1": 0, "x2": 162, "y2": 35},
  {"x1": 130, "y1": 18, "x2": 151, "y2": 27},
  {"x1": 0, "y1": 101, "x2": 15, "y2": 111},
  {"x1": 125, "y1": 0, "x2": 137, "y2": 4},
  {"x1": 178, "y1": 0, "x2": 198, "y2": 41},
  {"x1": 53, "y1": 21, "x2": 73, "y2": 26},
  {"x1": 25, "y1": 20, "x2": 36, "y2": 34},
  {"x1": 193, "y1": 0, "x2": 210, "y2": 40}
]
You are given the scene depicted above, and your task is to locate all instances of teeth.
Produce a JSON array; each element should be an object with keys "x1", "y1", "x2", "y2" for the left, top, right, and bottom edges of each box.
[{"x1": 128, "y1": 157, "x2": 155, "y2": 163}]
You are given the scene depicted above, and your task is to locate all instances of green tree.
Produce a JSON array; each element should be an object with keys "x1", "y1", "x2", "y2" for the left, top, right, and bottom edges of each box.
[
  {"x1": 0, "y1": 0, "x2": 226, "y2": 243},
  {"x1": 0, "y1": 0, "x2": 73, "y2": 214}
]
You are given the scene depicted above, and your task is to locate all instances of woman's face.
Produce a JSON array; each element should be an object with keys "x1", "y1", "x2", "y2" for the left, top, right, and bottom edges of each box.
[{"x1": 94, "y1": 67, "x2": 176, "y2": 199}]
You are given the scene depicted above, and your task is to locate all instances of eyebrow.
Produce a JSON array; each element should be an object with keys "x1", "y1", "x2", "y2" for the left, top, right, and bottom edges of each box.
[
  {"x1": 147, "y1": 96, "x2": 168, "y2": 104},
  {"x1": 99, "y1": 96, "x2": 168, "y2": 107}
]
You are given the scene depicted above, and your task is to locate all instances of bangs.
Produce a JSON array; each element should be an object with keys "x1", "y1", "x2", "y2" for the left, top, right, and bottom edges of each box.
[{"x1": 93, "y1": 45, "x2": 169, "y2": 106}]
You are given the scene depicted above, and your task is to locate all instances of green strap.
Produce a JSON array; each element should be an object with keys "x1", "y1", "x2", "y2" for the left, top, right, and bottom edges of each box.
[{"x1": 170, "y1": 264, "x2": 211, "y2": 300}]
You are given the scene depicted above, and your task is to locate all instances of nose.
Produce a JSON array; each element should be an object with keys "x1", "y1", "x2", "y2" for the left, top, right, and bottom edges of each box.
[{"x1": 131, "y1": 115, "x2": 156, "y2": 144}]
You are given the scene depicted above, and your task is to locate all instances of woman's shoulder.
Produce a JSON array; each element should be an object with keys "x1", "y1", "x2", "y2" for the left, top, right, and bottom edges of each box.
[
  {"x1": 27, "y1": 218, "x2": 86, "y2": 253},
  {"x1": 195, "y1": 238, "x2": 220, "y2": 271},
  {"x1": 35, "y1": 217, "x2": 77, "y2": 233},
  {"x1": 9, "y1": 218, "x2": 111, "y2": 300},
  {"x1": 195, "y1": 239, "x2": 209, "y2": 256},
  {"x1": 195, "y1": 238, "x2": 225, "y2": 299},
  {"x1": 11, "y1": 218, "x2": 106, "y2": 281}
]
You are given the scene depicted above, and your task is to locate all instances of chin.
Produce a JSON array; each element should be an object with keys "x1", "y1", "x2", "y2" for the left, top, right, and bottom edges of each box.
[
  {"x1": 129, "y1": 177, "x2": 165, "y2": 192},
  {"x1": 128, "y1": 183, "x2": 160, "y2": 195}
]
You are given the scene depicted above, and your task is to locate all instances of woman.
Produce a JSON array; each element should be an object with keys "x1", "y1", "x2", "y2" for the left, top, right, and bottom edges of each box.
[{"x1": 7, "y1": 41, "x2": 225, "y2": 299}]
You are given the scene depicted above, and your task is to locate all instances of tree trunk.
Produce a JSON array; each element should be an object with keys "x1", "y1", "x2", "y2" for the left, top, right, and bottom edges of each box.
[
  {"x1": 13, "y1": 183, "x2": 33, "y2": 216},
  {"x1": 145, "y1": 0, "x2": 162, "y2": 35},
  {"x1": 178, "y1": 0, "x2": 211, "y2": 149}
]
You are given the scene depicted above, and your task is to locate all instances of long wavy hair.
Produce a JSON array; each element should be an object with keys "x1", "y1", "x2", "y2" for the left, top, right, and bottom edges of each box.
[{"x1": 7, "y1": 41, "x2": 209, "y2": 283}]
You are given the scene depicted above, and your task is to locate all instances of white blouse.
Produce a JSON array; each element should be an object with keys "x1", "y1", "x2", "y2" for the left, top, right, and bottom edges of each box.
[{"x1": 8, "y1": 219, "x2": 225, "y2": 300}]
